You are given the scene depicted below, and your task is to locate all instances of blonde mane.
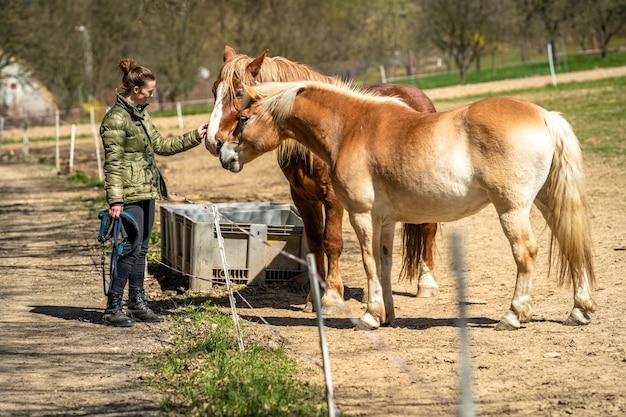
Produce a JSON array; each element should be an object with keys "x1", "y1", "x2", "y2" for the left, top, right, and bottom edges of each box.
[
  {"x1": 219, "y1": 53, "x2": 343, "y2": 167},
  {"x1": 246, "y1": 81, "x2": 411, "y2": 122},
  {"x1": 220, "y1": 54, "x2": 339, "y2": 100}
]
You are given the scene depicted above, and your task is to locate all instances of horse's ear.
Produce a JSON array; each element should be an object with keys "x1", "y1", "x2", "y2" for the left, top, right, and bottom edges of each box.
[
  {"x1": 224, "y1": 45, "x2": 236, "y2": 62},
  {"x1": 247, "y1": 49, "x2": 269, "y2": 78}
]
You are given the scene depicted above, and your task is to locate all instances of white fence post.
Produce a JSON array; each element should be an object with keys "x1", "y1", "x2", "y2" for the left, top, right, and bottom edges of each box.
[
  {"x1": 548, "y1": 43, "x2": 557, "y2": 87},
  {"x1": 22, "y1": 120, "x2": 29, "y2": 160},
  {"x1": 452, "y1": 232, "x2": 475, "y2": 417},
  {"x1": 69, "y1": 124, "x2": 76, "y2": 174},
  {"x1": 90, "y1": 106, "x2": 103, "y2": 180},
  {"x1": 212, "y1": 205, "x2": 245, "y2": 352},
  {"x1": 0, "y1": 117, "x2": 4, "y2": 156},
  {"x1": 306, "y1": 253, "x2": 337, "y2": 417},
  {"x1": 55, "y1": 111, "x2": 60, "y2": 173},
  {"x1": 176, "y1": 102, "x2": 183, "y2": 129}
]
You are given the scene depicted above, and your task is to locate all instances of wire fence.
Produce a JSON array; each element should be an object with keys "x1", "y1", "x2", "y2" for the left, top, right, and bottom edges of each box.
[
  {"x1": 136, "y1": 202, "x2": 476, "y2": 417},
  {"x1": 0, "y1": 97, "x2": 215, "y2": 140}
]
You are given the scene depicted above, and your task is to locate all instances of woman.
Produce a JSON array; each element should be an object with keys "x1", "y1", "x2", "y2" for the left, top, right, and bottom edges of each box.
[{"x1": 100, "y1": 58, "x2": 208, "y2": 327}]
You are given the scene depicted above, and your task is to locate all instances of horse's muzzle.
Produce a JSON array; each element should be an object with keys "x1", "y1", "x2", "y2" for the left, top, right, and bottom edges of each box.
[
  {"x1": 219, "y1": 143, "x2": 242, "y2": 172},
  {"x1": 204, "y1": 137, "x2": 223, "y2": 156}
]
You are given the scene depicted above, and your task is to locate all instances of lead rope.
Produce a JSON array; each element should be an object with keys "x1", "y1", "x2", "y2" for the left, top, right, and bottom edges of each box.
[{"x1": 100, "y1": 216, "x2": 123, "y2": 296}]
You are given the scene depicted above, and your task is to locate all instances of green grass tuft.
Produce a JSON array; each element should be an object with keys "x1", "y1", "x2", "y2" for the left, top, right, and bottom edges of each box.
[{"x1": 151, "y1": 299, "x2": 332, "y2": 417}]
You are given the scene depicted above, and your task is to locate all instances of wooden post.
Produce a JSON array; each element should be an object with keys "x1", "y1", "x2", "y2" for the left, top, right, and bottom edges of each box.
[
  {"x1": 55, "y1": 111, "x2": 60, "y2": 173},
  {"x1": 176, "y1": 102, "x2": 183, "y2": 129},
  {"x1": 22, "y1": 119, "x2": 29, "y2": 160},
  {"x1": 69, "y1": 124, "x2": 76, "y2": 174},
  {"x1": 0, "y1": 117, "x2": 4, "y2": 156},
  {"x1": 90, "y1": 106, "x2": 103, "y2": 180}
]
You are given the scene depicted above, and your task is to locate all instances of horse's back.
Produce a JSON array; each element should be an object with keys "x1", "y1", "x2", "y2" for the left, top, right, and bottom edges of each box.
[
  {"x1": 361, "y1": 83, "x2": 436, "y2": 113},
  {"x1": 369, "y1": 96, "x2": 555, "y2": 220},
  {"x1": 462, "y1": 97, "x2": 551, "y2": 153},
  {"x1": 467, "y1": 96, "x2": 543, "y2": 118},
  {"x1": 459, "y1": 97, "x2": 554, "y2": 201}
]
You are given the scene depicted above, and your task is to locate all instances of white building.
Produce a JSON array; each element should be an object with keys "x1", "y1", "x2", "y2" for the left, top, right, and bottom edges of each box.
[{"x1": 1, "y1": 62, "x2": 57, "y2": 128}]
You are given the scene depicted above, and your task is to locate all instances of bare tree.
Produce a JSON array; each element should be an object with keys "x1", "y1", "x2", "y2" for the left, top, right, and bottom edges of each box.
[
  {"x1": 572, "y1": 0, "x2": 626, "y2": 57},
  {"x1": 136, "y1": 0, "x2": 214, "y2": 102},
  {"x1": 515, "y1": 0, "x2": 573, "y2": 66},
  {"x1": 420, "y1": 0, "x2": 493, "y2": 82}
]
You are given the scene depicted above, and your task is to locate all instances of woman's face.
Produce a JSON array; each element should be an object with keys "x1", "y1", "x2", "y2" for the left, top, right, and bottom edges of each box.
[{"x1": 130, "y1": 79, "x2": 156, "y2": 106}]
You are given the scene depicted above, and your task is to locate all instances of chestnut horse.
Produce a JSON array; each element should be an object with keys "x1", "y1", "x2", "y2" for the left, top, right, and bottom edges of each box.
[
  {"x1": 218, "y1": 81, "x2": 596, "y2": 331},
  {"x1": 205, "y1": 46, "x2": 438, "y2": 314}
]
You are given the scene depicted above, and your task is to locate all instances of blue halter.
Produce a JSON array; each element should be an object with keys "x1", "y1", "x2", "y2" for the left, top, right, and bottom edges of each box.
[{"x1": 97, "y1": 210, "x2": 140, "y2": 296}]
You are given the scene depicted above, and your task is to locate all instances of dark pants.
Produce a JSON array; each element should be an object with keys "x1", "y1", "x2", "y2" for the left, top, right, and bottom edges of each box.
[{"x1": 109, "y1": 200, "x2": 155, "y2": 295}]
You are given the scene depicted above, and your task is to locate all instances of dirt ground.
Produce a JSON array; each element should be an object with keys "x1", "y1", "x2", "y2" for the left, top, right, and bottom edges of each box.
[{"x1": 1, "y1": 67, "x2": 625, "y2": 416}]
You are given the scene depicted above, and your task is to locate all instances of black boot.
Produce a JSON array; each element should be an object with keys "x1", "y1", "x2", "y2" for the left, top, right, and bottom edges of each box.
[
  {"x1": 128, "y1": 288, "x2": 163, "y2": 322},
  {"x1": 103, "y1": 292, "x2": 134, "y2": 327}
]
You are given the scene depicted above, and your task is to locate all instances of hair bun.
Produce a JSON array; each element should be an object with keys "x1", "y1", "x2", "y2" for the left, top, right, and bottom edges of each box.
[{"x1": 118, "y1": 58, "x2": 138, "y2": 74}]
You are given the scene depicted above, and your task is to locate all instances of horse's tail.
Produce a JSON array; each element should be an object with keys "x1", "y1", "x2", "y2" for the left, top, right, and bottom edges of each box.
[
  {"x1": 543, "y1": 111, "x2": 595, "y2": 290},
  {"x1": 400, "y1": 223, "x2": 423, "y2": 281}
]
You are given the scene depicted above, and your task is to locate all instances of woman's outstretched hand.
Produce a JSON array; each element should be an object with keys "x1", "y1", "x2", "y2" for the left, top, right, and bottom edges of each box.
[{"x1": 197, "y1": 123, "x2": 208, "y2": 139}]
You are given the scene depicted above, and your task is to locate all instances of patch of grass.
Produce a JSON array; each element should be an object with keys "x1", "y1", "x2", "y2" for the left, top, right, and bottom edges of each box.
[
  {"x1": 433, "y1": 76, "x2": 626, "y2": 158},
  {"x1": 151, "y1": 299, "x2": 331, "y2": 417},
  {"x1": 147, "y1": 229, "x2": 161, "y2": 264},
  {"x1": 66, "y1": 172, "x2": 104, "y2": 188},
  {"x1": 391, "y1": 50, "x2": 626, "y2": 90},
  {"x1": 531, "y1": 79, "x2": 626, "y2": 158},
  {"x1": 150, "y1": 102, "x2": 214, "y2": 118},
  {"x1": 0, "y1": 134, "x2": 92, "y2": 145}
]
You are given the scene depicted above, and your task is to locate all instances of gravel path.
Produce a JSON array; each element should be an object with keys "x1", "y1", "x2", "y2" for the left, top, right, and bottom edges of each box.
[{"x1": 0, "y1": 162, "x2": 169, "y2": 417}]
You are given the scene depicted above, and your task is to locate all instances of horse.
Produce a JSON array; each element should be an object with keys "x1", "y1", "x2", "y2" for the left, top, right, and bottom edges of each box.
[
  {"x1": 218, "y1": 80, "x2": 597, "y2": 331},
  {"x1": 205, "y1": 46, "x2": 439, "y2": 315}
]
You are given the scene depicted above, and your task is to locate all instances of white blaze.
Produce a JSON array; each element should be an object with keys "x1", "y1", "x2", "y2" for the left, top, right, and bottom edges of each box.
[{"x1": 207, "y1": 82, "x2": 225, "y2": 142}]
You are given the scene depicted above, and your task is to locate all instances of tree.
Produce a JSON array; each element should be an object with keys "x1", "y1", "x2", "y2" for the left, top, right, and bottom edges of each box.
[
  {"x1": 515, "y1": 0, "x2": 573, "y2": 66},
  {"x1": 82, "y1": 0, "x2": 150, "y2": 104},
  {"x1": 140, "y1": 0, "x2": 218, "y2": 103},
  {"x1": 574, "y1": 0, "x2": 626, "y2": 57},
  {"x1": 420, "y1": 0, "x2": 493, "y2": 82}
]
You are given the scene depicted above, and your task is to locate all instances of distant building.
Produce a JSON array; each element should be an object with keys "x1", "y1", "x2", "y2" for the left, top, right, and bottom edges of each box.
[{"x1": 1, "y1": 62, "x2": 57, "y2": 128}]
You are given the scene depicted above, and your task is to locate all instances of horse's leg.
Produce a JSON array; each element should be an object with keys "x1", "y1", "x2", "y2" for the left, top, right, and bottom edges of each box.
[
  {"x1": 321, "y1": 191, "x2": 345, "y2": 314},
  {"x1": 289, "y1": 190, "x2": 326, "y2": 313},
  {"x1": 564, "y1": 271, "x2": 594, "y2": 326},
  {"x1": 380, "y1": 222, "x2": 396, "y2": 324},
  {"x1": 533, "y1": 198, "x2": 595, "y2": 326},
  {"x1": 349, "y1": 211, "x2": 385, "y2": 329},
  {"x1": 417, "y1": 223, "x2": 439, "y2": 298},
  {"x1": 496, "y1": 208, "x2": 537, "y2": 331}
]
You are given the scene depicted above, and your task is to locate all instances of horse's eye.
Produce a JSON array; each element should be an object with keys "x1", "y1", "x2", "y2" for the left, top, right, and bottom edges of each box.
[
  {"x1": 235, "y1": 91, "x2": 243, "y2": 98},
  {"x1": 238, "y1": 114, "x2": 250, "y2": 124}
]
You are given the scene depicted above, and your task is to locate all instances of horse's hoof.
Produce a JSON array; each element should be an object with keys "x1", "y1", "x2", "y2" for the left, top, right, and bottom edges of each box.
[
  {"x1": 416, "y1": 288, "x2": 437, "y2": 298},
  {"x1": 359, "y1": 312, "x2": 381, "y2": 330},
  {"x1": 495, "y1": 310, "x2": 522, "y2": 330},
  {"x1": 495, "y1": 321, "x2": 520, "y2": 331},
  {"x1": 302, "y1": 302, "x2": 313, "y2": 314},
  {"x1": 417, "y1": 273, "x2": 438, "y2": 298},
  {"x1": 321, "y1": 304, "x2": 342, "y2": 316},
  {"x1": 564, "y1": 308, "x2": 590, "y2": 326}
]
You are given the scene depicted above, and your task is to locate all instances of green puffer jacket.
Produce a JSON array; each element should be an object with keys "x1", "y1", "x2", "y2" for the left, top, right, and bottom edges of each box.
[{"x1": 100, "y1": 94, "x2": 202, "y2": 206}]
